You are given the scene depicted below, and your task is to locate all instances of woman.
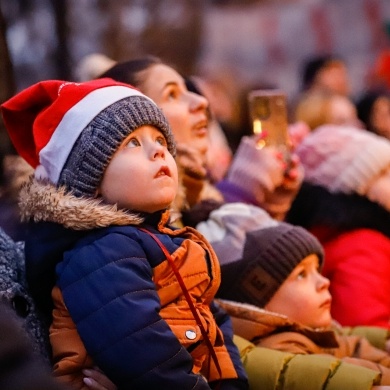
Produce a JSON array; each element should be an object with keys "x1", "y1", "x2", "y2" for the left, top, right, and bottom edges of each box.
[{"x1": 100, "y1": 56, "x2": 302, "y2": 223}]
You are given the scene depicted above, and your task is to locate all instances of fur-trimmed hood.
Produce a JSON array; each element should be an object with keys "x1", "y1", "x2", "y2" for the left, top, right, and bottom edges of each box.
[
  {"x1": 216, "y1": 299, "x2": 339, "y2": 348},
  {"x1": 19, "y1": 177, "x2": 145, "y2": 230},
  {"x1": 20, "y1": 177, "x2": 168, "y2": 319}
]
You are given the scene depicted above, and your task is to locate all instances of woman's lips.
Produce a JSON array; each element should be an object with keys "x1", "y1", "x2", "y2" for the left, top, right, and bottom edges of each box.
[{"x1": 193, "y1": 119, "x2": 208, "y2": 136}]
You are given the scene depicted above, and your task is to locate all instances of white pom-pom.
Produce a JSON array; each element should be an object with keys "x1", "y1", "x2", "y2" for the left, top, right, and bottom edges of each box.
[{"x1": 34, "y1": 164, "x2": 51, "y2": 182}]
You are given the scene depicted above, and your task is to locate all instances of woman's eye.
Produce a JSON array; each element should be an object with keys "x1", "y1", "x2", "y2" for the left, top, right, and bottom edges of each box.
[{"x1": 167, "y1": 89, "x2": 179, "y2": 100}]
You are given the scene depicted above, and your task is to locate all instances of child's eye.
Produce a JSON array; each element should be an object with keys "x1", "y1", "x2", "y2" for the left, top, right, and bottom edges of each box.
[
  {"x1": 126, "y1": 138, "x2": 140, "y2": 148},
  {"x1": 297, "y1": 270, "x2": 306, "y2": 280},
  {"x1": 156, "y1": 136, "x2": 167, "y2": 146}
]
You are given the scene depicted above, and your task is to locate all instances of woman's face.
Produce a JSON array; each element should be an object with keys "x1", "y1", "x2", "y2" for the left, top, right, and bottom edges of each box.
[{"x1": 139, "y1": 64, "x2": 210, "y2": 159}]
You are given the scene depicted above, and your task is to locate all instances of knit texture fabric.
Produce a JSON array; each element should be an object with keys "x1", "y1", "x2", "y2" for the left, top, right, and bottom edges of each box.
[
  {"x1": 58, "y1": 96, "x2": 175, "y2": 197},
  {"x1": 0, "y1": 228, "x2": 51, "y2": 363},
  {"x1": 196, "y1": 202, "x2": 278, "y2": 267},
  {"x1": 223, "y1": 136, "x2": 285, "y2": 204},
  {"x1": 1, "y1": 79, "x2": 176, "y2": 199},
  {"x1": 216, "y1": 222, "x2": 324, "y2": 308},
  {"x1": 296, "y1": 124, "x2": 390, "y2": 195}
]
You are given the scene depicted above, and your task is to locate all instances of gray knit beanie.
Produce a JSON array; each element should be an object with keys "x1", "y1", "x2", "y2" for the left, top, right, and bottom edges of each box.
[
  {"x1": 217, "y1": 222, "x2": 324, "y2": 308},
  {"x1": 58, "y1": 95, "x2": 175, "y2": 197}
]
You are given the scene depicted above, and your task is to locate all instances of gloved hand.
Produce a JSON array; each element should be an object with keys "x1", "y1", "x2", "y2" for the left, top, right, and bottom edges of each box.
[{"x1": 225, "y1": 135, "x2": 303, "y2": 220}]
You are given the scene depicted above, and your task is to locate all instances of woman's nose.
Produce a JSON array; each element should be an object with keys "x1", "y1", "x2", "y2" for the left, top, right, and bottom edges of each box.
[{"x1": 189, "y1": 91, "x2": 209, "y2": 112}]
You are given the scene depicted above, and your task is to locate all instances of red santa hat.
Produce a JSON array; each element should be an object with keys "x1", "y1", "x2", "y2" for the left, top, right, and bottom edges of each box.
[{"x1": 1, "y1": 78, "x2": 175, "y2": 197}]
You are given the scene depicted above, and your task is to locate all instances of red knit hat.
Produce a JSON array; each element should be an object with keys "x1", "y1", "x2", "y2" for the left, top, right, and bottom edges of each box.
[{"x1": 1, "y1": 78, "x2": 175, "y2": 197}]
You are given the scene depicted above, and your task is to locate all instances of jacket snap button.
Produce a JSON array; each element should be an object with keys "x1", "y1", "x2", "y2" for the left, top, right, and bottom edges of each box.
[{"x1": 185, "y1": 330, "x2": 196, "y2": 340}]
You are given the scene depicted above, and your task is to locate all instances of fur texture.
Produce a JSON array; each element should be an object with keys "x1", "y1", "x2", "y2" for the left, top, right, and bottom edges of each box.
[{"x1": 19, "y1": 177, "x2": 144, "y2": 230}]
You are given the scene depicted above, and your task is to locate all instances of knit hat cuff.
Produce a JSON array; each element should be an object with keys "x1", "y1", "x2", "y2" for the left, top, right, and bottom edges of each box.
[{"x1": 218, "y1": 223, "x2": 324, "y2": 308}]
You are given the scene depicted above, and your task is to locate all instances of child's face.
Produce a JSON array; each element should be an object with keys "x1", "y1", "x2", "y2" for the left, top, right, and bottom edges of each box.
[
  {"x1": 140, "y1": 64, "x2": 210, "y2": 164},
  {"x1": 99, "y1": 125, "x2": 178, "y2": 213},
  {"x1": 264, "y1": 254, "x2": 332, "y2": 329}
]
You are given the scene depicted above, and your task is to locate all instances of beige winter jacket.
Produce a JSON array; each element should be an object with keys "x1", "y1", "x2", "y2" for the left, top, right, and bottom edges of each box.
[{"x1": 218, "y1": 299, "x2": 390, "y2": 385}]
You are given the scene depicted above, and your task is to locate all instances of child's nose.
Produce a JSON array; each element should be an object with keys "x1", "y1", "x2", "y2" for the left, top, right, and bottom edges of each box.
[
  {"x1": 152, "y1": 143, "x2": 165, "y2": 160},
  {"x1": 317, "y1": 273, "x2": 330, "y2": 290}
]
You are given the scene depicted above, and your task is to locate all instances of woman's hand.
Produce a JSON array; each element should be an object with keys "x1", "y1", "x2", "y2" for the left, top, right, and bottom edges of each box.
[{"x1": 175, "y1": 143, "x2": 207, "y2": 180}]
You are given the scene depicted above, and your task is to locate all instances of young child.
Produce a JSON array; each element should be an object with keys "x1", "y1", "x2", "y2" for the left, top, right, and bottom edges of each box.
[
  {"x1": 0, "y1": 78, "x2": 248, "y2": 390},
  {"x1": 205, "y1": 219, "x2": 390, "y2": 385}
]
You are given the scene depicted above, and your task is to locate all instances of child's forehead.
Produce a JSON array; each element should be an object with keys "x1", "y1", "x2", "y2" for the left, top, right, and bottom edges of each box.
[{"x1": 296, "y1": 253, "x2": 320, "y2": 268}]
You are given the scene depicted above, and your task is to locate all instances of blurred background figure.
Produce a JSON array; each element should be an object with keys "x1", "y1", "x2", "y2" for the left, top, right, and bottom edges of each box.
[
  {"x1": 290, "y1": 54, "x2": 353, "y2": 124},
  {"x1": 74, "y1": 53, "x2": 117, "y2": 82},
  {"x1": 356, "y1": 88, "x2": 390, "y2": 140},
  {"x1": 301, "y1": 54, "x2": 351, "y2": 97},
  {"x1": 294, "y1": 90, "x2": 363, "y2": 131},
  {"x1": 0, "y1": 152, "x2": 32, "y2": 241}
]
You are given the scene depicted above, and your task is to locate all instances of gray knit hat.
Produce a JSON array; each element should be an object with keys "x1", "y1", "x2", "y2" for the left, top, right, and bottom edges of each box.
[
  {"x1": 58, "y1": 95, "x2": 175, "y2": 197},
  {"x1": 217, "y1": 222, "x2": 324, "y2": 308},
  {"x1": 1, "y1": 78, "x2": 175, "y2": 198}
]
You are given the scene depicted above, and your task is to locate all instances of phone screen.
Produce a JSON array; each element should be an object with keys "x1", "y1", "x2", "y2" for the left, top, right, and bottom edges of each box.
[{"x1": 248, "y1": 89, "x2": 289, "y2": 149}]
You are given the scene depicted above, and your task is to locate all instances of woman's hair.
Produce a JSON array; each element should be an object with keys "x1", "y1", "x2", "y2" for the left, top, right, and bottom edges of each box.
[
  {"x1": 98, "y1": 55, "x2": 162, "y2": 88},
  {"x1": 294, "y1": 91, "x2": 332, "y2": 130},
  {"x1": 356, "y1": 88, "x2": 390, "y2": 133}
]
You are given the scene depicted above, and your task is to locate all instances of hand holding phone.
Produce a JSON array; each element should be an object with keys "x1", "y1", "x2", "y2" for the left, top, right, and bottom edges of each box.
[{"x1": 248, "y1": 89, "x2": 290, "y2": 160}]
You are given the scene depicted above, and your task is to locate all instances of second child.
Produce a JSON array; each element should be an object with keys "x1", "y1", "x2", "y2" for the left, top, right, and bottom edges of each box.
[{"x1": 198, "y1": 214, "x2": 390, "y2": 386}]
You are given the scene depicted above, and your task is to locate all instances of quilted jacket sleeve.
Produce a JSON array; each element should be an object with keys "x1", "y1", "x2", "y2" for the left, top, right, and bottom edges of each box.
[
  {"x1": 233, "y1": 335, "x2": 381, "y2": 390},
  {"x1": 337, "y1": 325, "x2": 390, "y2": 351},
  {"x1": 56, "y1": 230, "x2": 211, "y2": 389},
  {"x1": 210, "y1": 301, "x2": 248, "y2": 389}
]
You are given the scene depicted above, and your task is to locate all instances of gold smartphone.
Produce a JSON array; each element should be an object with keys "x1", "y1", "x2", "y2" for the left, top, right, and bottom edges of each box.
[{"x1": 248, "y1": 89, "x2": 289, "y2": 152}]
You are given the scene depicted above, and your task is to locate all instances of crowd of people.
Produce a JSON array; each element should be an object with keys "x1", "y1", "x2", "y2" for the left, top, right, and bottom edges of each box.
[{"x1": 1, "y1": 50, "x2": 390, "y2": 390}]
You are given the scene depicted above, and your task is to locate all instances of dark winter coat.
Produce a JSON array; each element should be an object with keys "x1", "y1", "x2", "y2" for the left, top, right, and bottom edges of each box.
[{"x1": 19, "y1": 179, "x2": 248, "y2": 390}]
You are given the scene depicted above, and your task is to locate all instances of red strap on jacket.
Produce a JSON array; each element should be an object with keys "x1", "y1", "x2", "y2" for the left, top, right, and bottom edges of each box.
[{"x1": 139, "y1": 227, "x2": 222, "y2": 382}]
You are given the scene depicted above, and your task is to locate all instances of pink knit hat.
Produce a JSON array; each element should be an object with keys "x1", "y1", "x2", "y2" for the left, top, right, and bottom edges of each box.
[{"x1": 296, "y1": 124, "x2": 390, "y2": 195}]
